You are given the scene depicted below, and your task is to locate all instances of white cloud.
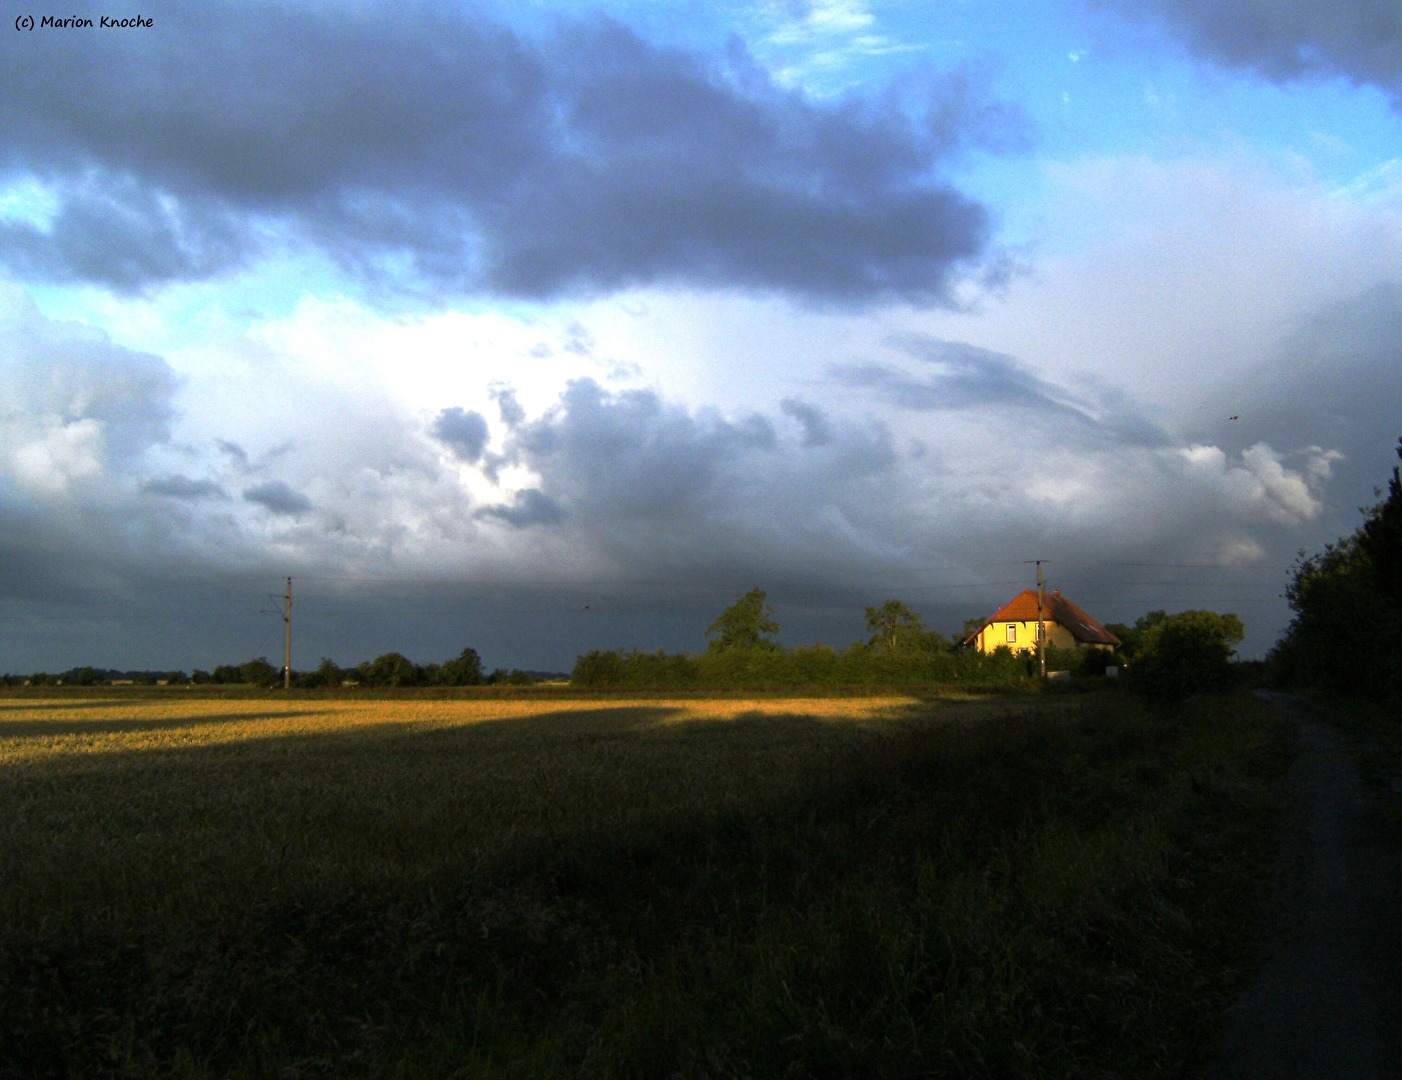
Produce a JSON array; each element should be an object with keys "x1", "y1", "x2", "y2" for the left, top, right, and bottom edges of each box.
[
  {"x1": 3, "y1": 416, "x2": 106, "y2": 494},
  {"x1": 1180, "y1": 441, "x2": 1335, "y2": 525}
]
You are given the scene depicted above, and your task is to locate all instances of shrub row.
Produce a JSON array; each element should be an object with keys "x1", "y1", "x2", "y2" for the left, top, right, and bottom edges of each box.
[{"x1": 571, "y1": 642, "x2": 1035, "y2": 690}]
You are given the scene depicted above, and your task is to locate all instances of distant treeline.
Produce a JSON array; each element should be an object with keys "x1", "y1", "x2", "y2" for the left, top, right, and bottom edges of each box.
[
  {"x1": 572, "y1": 590, "x2": 1253, "y2": 699},
  {"x1": 0, "y1": 649, "x2": 551, "y2": 690},
  {"x1": 571, "y1": 591, "x2": 1085, "y2": 691}
]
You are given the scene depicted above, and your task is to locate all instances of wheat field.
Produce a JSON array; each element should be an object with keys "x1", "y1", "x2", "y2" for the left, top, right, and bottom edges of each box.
[
  {"x1": 0, "y1": 688, "x2": 1290, "y2": 1078},
  {"x1": 1, "y1": 691, "x2": 940, "y2": 925}
]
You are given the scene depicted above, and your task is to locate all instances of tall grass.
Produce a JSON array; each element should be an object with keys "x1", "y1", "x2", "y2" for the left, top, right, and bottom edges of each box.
[{"x1": 0, "y1": 689, "x2": 1289, "y2": 1078}]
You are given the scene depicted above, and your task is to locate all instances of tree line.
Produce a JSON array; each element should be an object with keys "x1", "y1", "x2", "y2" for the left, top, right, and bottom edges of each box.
[
  {"x1": 571, "y1": 588, "x2": 1248, "y2": 698},
  {"x1": 0, "y1": 649, "x2": 542, "y2": 690},
  {"x1": 2, "y1": 589, "x2": 1256, "y2": 700}
]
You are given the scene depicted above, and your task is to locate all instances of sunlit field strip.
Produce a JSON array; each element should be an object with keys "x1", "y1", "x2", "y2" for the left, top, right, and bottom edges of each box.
[{"x1": 0, "y1": 694, "x2": 926, "y2": 764}]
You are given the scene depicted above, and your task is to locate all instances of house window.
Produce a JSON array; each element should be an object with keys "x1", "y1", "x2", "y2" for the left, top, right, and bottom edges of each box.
[{"x1": 1006, "y1": 624, "x2": 1017, "y2": 643}]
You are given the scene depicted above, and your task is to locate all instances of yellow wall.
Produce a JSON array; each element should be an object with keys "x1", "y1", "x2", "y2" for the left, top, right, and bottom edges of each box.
[{"x1": 974, "y1": 621, "x2": 1111, "y2": 654}]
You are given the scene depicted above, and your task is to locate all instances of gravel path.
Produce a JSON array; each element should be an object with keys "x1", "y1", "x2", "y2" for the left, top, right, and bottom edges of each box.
[{"x1": 1205, "y1": 690, "x2": 1402, "y2": 1079}]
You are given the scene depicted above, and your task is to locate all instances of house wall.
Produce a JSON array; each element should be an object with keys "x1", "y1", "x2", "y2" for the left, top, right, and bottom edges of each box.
[{"x1": 975, "y1": 621, "x2": 1112, "y2": 654}]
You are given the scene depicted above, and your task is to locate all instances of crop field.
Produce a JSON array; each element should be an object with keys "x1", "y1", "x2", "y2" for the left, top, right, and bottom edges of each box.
[{"x1": 1, "y1": 688, "x2": 1290, "y2": 1078}]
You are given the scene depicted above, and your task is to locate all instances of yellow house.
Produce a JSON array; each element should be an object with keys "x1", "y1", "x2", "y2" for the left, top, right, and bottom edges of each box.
[{"x1": 964, "y1": 589, "x2": 1120, "y2": 655}]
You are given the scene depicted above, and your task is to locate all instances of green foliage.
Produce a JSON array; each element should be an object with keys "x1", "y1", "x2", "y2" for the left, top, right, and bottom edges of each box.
[
  {"x1": 1269, "y1": 436, "x2": 1402, "y2": 702},
  {"x1": 570, "y1": 638, "x2": 1032, "y2": 690},
  {"x1": 1044, "y1": 645, "x2": 1118, "y2": 679},
  {"x1": 571, "y1": 650, "x2": 628, "y2": 688},
  {"x1": 1360, "y1": 437, "x2": 1402, "y2": 608},
  {"x1": 569, "y1": 594, "x2": 1031, "y2": 690},
  {"x1": 1129, "y1": 610, "x2": 1243, "y2": 703},
  {"x1": 1106, "y1": 610, "x2": 1167, "y2": 663},
  {"x1": 238, "y1": 657, "x2": 280, "y2": 689},
  {"x1": 961, "y1": 615, "x2": 987, "y2": 643},
  {"x1": 487, "y1": 668, "x2": 539, "y2": 686},
  {"x1": 864, "y1": 598, "x2": 925, "y2": 650},
  {"x1": 356, "y1": 652, "x2": 421, "y2": 688},
  {"x1": 435, "y1": 647, "x2": 485, "y2": 687},
  {"x1": 706, "y1": 588, "x2": 780, "y2": 653},
  {"x1": 295, "y1": 657, "x2": 345, "y2": 689}
]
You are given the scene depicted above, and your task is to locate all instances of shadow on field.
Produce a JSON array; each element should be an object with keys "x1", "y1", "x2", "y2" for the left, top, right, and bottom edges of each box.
[{"x1": 0, "y1": 710, "x2": 339, "y2": 740}]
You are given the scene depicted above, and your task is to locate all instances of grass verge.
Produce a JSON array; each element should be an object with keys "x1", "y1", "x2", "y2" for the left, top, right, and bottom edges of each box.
[{"x1": 0, "y1": 689, "x2": 1290, "y2": 1078}]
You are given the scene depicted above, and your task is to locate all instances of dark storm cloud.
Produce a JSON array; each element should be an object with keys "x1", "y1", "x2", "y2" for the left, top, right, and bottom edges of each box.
[
  {"x1": 476, "y1": 488, "x2": 566, "y2": 528},
  {"x1": 1223, "y1": 282, "x2": 1402, "y2": 532},
  {"x1": 499, "y1": 377, "x2": 902, "y2": 585},
  {"x1": 215, "y1": 440, "x2": 250, "y2": 469},
  {"x1": 831, "y1": 337, "x2": 1170, "y2": 446},
  {"x1": 140, "y1": 475, "x2": 227, "y2": 500},
  {"x1": 242, "y1": 480, "x2": 313, "y2": 517},
  {"x1": 0, "y1": 178, "x2": 247, "y2": 291},
  {"x1": 1101, "y1": 0, "x2": 1402, "y2": 101},
  {"x1": 781, "y1": 398, "x2": 835, "y2": 447},
  {"x1": 512, "y1": 378, "x2": 780, "y2": 523},
  {"x1": 432, "y1": 407, "x2": 491, "y2": 463},
  {"x1": 0, "y1": 1, "x2": 1009, "y2": 303}
]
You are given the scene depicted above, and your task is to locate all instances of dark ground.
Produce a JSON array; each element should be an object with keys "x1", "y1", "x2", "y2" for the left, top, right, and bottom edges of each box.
[{"x1": 1206, "y1": 690, "x2": 1402, "y2": 1079}]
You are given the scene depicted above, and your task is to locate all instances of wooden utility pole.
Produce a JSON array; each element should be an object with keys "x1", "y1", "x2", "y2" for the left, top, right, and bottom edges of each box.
[
  {"x1": 283, "y1": 576, "x2": 292, "y2": 690},
  {"x1": 1035, "y1": 560, "x2": 1047, "y2": 680}
]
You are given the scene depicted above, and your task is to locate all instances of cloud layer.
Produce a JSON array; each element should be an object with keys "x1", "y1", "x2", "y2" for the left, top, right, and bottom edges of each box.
[
  {"x1": 1105, "y1": 0, "x2": 1402, "y2": 101},
  {"x1": 0, "y1": 1, "x2": 1015, "y2": 303}
]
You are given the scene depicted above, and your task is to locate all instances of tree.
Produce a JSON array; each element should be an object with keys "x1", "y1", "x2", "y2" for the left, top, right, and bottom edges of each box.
[
  {"x1": 357, "y1": 652, "x2": 421, "y2": 688},
  {"x1": 865, "y1": 599, "x2": 926, "y2": 651},
  {"x1": 1269, "y1": 436, "x2": 1402, "y2": 701},
  {"x1": 239, "y1": 657, "x2": 279, "y2": 688},
  {"x1": 1106, "y1": 610, "x2": 1167, "y2": 662},
  {"x1": 706, "y1": 588, "x2": 779, "y2": 653},
  {"x1": 960, "y1": 616, "x2": 987, "y2": 644},
  {"x1": 437, "y1": 647, "x2": 484, "y2": 686},
  {"x1": 304, "y1": 657, "x2": 344, "y2": 688},
  {"x1": 571, "y1": 650, "x2": 626, "y2": 687},
  {"x1": 1130, "y1": 610, "x2": 1243, "y2": 702},
  {"x1": 1359, "y1": 436, "x2": 1402, "y2": 608}
]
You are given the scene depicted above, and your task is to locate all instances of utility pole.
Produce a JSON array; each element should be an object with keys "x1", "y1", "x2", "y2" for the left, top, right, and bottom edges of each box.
[
  {"x1": 283, "y1": 576, "x2": 292, "y2": 690},
  {"x1": 1035, "y1": 560, "x2": 1047, "y2": 680}
]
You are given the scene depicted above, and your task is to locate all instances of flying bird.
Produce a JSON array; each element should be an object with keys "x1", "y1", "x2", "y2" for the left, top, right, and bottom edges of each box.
[{"x1": 1229, "y1": 415, "x2": 1239, "y2": 421}]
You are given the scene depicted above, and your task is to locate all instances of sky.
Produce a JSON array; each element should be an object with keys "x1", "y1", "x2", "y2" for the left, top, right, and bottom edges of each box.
[{"x1": 1, "y1": 0, "x2": 1399, "y2": 674}]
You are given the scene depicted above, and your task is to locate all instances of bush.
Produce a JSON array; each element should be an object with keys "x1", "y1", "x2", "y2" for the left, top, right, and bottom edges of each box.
[
  {"x1": 571, "y1": 650, "x2": 628, "y2": 688},
  {"x1": 356, "y1": 653, "x2": 421, "y2": 688},
  {"x1": 1129, "y1": 610, "x2": 1243, "y2": 703}
]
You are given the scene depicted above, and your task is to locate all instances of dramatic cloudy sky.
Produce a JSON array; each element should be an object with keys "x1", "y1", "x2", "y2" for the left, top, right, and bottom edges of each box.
[{"x1": 2, "y1": 0, "x2": 1399, "y2": 673}]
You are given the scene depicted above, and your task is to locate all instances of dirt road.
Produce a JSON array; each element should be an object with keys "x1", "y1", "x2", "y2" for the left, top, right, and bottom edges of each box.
[{"x1": 1206, "y1": 690, "x2": 1402, "y2": 1079}]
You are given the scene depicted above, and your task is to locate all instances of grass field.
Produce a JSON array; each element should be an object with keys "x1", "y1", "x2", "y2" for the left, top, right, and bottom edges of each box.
[{"x1": 0, "y1": 688, "x2": 1290, "y2": 1078}]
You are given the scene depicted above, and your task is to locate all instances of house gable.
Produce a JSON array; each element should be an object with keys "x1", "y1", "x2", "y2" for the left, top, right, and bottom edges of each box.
[{"x1": 965, "y1": 589, "x2": 1120, "y2": 654}]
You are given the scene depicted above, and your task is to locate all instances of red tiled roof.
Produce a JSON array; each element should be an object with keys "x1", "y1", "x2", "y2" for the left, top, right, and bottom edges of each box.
[{"x1": 965, "y1": 589, "x2": 1121, "y2": 646}]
